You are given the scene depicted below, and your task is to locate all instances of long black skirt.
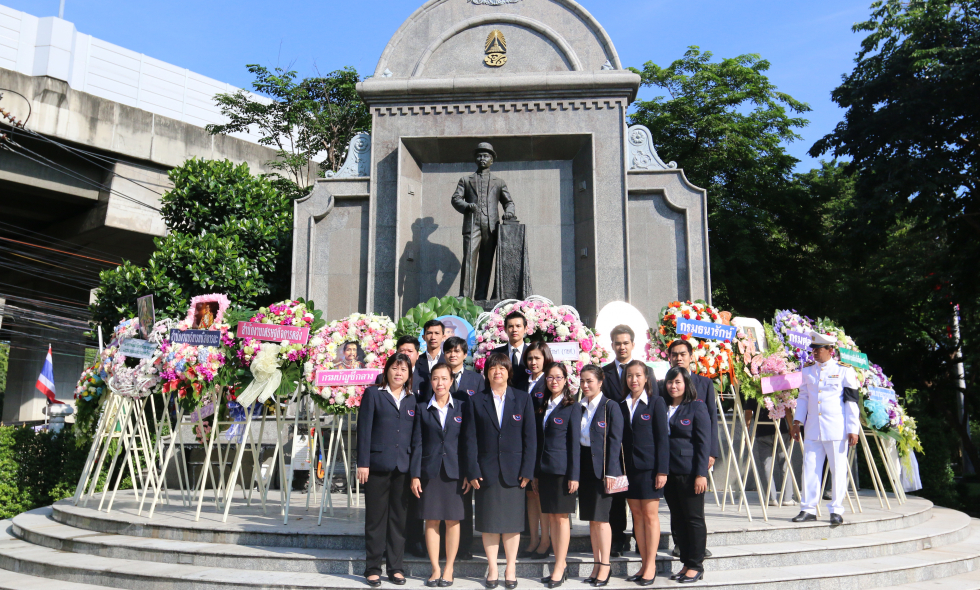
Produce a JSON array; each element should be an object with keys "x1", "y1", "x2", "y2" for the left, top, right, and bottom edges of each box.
[
  {"x1": 579, "y1": 447, "x2": 614, "y2": 522},
  {"x1": 418, "y1": 468, "x2": 466, "y2": 522},
  {"x1": 475, "y1": 473, "x2": 526, "y2": 534}
]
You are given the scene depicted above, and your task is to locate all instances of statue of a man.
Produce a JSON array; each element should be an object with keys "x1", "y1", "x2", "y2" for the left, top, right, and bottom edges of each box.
[{"x1": 451, "y1": 142, "x2": 517, "y2": 300}]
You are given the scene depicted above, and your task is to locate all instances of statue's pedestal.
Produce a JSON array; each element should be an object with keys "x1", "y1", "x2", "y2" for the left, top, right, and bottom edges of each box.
[
  {"x1": 475, "y1": 299, "x2": 503, "y2": 312},
  {"x1": 493, "y1": 221, "x2": 532, "y2": 301}
]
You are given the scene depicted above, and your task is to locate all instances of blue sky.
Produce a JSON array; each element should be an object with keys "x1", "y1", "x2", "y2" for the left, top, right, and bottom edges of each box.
[{"x1": 17, "y1": 0, "x2": 872, "y2": 171}]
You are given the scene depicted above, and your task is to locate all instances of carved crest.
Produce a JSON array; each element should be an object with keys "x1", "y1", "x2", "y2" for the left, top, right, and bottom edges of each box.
[{"x1": 485, "y1": 29, "x2": 507, "y2": 67}]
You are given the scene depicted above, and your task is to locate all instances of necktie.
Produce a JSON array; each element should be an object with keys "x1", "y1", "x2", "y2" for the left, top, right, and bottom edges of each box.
[
  {"x1": 619, "y1": 364, "x2": 625, "y2": 382},
  {"x1": 512, "y1": 348, "x2": 519, "y2": 368},
  {"x1": 451, "y1": 373, "x2": 460, "y2": 394}
]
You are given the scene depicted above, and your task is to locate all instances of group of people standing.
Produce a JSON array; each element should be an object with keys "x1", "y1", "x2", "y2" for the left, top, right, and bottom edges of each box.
[{"x1": 357, "y1": 315, "x2": 719, "y2": 587}]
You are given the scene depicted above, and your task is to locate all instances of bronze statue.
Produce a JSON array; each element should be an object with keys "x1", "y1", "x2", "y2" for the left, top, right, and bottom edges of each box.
[{"x1": 451, "y1": 142, "x2": 517, "y2": 300}]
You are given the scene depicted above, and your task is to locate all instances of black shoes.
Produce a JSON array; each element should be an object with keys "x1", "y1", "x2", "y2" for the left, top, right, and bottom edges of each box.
[
  {"x1": 791, "y1": 511, "x2": 817, "y2": 523},
  {"x1": 505, "y1": 580, "x2": 518, "y2": 589},
  {"x1": 485, "y1": 578, "x2": 499, "y2": 589},
  {"x1": 388, "y1": 574, "x2": 407, "y2": 585},
  {"x1": 438, "y1": 579, "x2": 454, "y2": 587},
  {"x1": 669, "y1": 572, "x2": 682, "y2": 580},
  {"x1": 636, "y1": 575, "x2": 656, "y2": 586},
  {"x1": 546, "y1": 568, "x2": 567, "y2": 588},
  {"x1": 626, "y1": 574, "x2": 641, "y2": 582},
  {"x1": 678, "y1": 570, "x2": 704, "y2": 583},
  {"x1": 830, "y1": 513, "x2": 844, "y2": 526},
  {"x1": 424, "y1": 579, "x2": 440, "y2": 587},
  {"x1": 458, "y1": 551, "x2": 474, "y2": 561},
  {"x1": 592, "y1": 564, "x2": 611, "y2": 587},
  {"x1": 366, "y1": 577, "x2": 382, "y2": 588}
]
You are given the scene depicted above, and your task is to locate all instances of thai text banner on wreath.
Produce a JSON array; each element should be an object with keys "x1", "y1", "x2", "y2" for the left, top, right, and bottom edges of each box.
[
  {"x1": 315, "y1": 369, "x2": 383, "y2": 387},
  {"x1": 236, "y1": 321, "x2": 310, "y2": 345},
  {"x1": 169, "y1": 329, "x2": 221, "y2": 347},
  {"x1": 840, "y1": 348, "x2": 870, "y2": 370},
  {"x1": 675, "y1": 318, "x2": 738, "y2": 342}
]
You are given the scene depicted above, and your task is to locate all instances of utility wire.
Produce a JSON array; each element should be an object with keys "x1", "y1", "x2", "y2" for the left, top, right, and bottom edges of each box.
[
  {"x1": 0, "y1": 236, "x2": 121, "y2": 266},
  {"x1": 0, "y1": 220, "x2": 125, "y2": 262}
]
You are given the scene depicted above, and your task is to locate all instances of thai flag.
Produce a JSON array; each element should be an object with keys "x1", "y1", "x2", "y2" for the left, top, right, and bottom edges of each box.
[{"x1": 36, "y1": 345, "x2": 61, "y2": 404}]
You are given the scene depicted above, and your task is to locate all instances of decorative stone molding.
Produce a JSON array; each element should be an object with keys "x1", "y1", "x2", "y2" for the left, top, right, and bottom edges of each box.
[
  {"x1": 325, "y1": 132, "x2": 372, "y2": 178},
  {"x1": 374, "y1": 99, "x2": 625, "y2": 117},
  {"x1": 627, "y1": 124, "x2": 676, "y2": 171},
  {"x1": 601, "y1": 60, "x2": 614, "y2": 70},
  {"x1": 469, "y1": 0, "x2": 523, "y2": 5}
]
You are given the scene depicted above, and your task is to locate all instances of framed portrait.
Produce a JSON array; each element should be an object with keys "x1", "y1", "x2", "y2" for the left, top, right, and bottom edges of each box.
[
  {"x1": 334, "y1": 341, "x2": 365, "y2": 369},
  {"x1": 136, "y1": 295, "x2": 155, "y2": 340},
  {"x1": 184, "y1": 294, "x2": 231, "y2": 330}
]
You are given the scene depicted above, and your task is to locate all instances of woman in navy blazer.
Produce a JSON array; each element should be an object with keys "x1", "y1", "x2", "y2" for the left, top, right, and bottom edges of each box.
[
  {"x1": 462, "y1": 352, "x2": 536, "y2": 589},
  {"x1": 534, "y1": 362, "x2": 581, "y2": 588},
  {"x1": 411, "y1": 363, "x2": 469, "y2": 587},
  {"x1": 577, "y1": 365, "x2": 623, "y2": 587},
  {"x1": 661, "y1": 367, "x2": 710, "y2": 584},
  {"x1": 620, "y1": 360, "x2": 669, "y2": 585},
  {"x1": 520, "y1": 341, "x2": 553, "y2": 560},
  {"x1": 357, "y1": 353, "x2": 418, "y2": 587}
]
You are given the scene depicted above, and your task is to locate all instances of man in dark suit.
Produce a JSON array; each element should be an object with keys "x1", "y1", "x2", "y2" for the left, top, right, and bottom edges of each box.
[
  {"x1": 599, "y1": 324, "x2": 651, "y2": 556},
  {"x1": 416, "y1": 319, "x2": 446, "y2": 401},
  {"x1": 376, "y1": 336, "x2": 425, "y2": 397},
  {"x1": 442, "y1": 336, "x2": 484, "y2": 559},
  {"x1": 491, "y1": 311, "x2": 530, "y2": 392},
  {"x1": 450, "y1": 142, "x2": 517, "y2": 300},
  {"x1": 667, "y1": 339, "x2": 720, "y2": 558}
]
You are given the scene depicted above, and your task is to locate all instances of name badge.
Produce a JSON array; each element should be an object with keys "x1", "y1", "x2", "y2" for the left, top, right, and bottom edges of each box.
[
  {"x1": 467, "y1": 390, "x2": 475, "y2": 396},
  {"x1": 640, "y1": 414, "x2": 651, "y2": 421},
  {"x1": 597, "y1": 421, "x2": 606, "y2": 428},
  {"x1": 407, "y1": 409, "x2": 415, "y2": 417},
  {"x1": 512, "y1": 414, "x2": 523, "y2": 422},
  {"x1": 553, "y1": 417, "x2": 563, "y2": 425},
  {"x1": 454, "y1": 416, "x2": 463, "y2": 423},
  {"x1": 680, "y1": 419, "x2": 691, "y2": 426}
]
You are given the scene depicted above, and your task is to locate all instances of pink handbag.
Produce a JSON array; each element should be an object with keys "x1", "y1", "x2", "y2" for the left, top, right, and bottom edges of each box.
[{"x1": 602, "y1": 403, "x2": 629, "y2": 494}]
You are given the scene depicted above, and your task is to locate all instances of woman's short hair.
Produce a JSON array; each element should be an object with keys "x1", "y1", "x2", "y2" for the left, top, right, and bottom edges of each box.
[
  {"x1": 380, "y1": 352, "x2": 414, "y2": 389},
  {"x1": 430, "y1": 362, "x2": 453, "y2": 379},
  {"x1": 483, "y1": 352, "x2": 513, "y2": 382},
  {"x1": 523, "y1": 340, "x2": 554, "y2": 367},
  {"x1": 663, "y1": 366, "x2": 697, "y2": 404},
  {"x1": 621, "y1": 359, "x2": 652, "y2": 399},
  {"x1": 580, "y1": 364, "x2": 604, "y2": 383}
]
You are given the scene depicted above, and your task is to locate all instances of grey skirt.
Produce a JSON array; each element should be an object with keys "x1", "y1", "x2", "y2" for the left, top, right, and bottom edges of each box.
[{"x1": 475, "y1": 473, "x2": 526, "y2": 534}]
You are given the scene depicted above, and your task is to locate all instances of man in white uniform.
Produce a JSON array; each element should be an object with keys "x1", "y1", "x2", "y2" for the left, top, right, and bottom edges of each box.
[{"x1": 789, "y1": 332, "x2": 861, "y2": 525}]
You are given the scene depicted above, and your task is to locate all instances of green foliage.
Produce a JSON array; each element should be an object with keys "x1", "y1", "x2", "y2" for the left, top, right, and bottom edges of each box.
[
  {"x1": 0, "y1": 427, "x2": 93, "y2": 519},
  {"x1": 395, "y1": 296, "x2": 484, "y2": 339},
  {"x1": 207, "y1": 65, "x2": 371, "y2": 187},
  {"x1": 91, "y1": 159, "x2": 293, "y2": 331},
  {"x1": 629, "y1": 47, "x2": 812, "y2": 317},
  {"x1": 0, "y1": 341, "x2": 8, "y2": 417}
]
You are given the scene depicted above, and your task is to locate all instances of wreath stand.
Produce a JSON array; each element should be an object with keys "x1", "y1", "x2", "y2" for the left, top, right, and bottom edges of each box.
[
  {"x1": 73, "y1": 390, "x2": 122, "y2": 505},
  {"x1": 715, "y1": 385, "x2": 769, "y2": 522},
  {"x1": 316, "y1": 409, "x2": 357, "y2": 524},
  {"x1": 733, "y1": 411, "x2": 803, "y2": 512},
  {"x1": 136, "y1": 391, "x2": 192, "y2": 516},
  {"x1": 142, "y1": 393, "x2": 194, "y2": 518}
]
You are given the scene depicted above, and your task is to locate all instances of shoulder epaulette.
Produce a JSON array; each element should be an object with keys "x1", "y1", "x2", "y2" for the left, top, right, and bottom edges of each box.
[{"x1": 804, "y1": 361, "x2": 816, "y2": 368}]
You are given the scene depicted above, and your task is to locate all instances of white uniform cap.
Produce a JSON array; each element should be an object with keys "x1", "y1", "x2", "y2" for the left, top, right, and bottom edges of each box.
[{"x1": 809, "y1": 332, "x2": 838, "y2": 347}]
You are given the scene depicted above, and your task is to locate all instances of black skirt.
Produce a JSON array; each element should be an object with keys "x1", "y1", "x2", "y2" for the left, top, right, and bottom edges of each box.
[
  {"x1": 579, "y1": 446, "x2": 613, "y2": 522},
  {"x1": 418, "y1": 467, "x2": 466, "y2": 521},
  {"x1": 538, "y1": 473, "x2": 577, "y2": 514},
  {"x1": 475, "y1": 472, "x2": 526, "y2": 533},
  {"x1": 625, "y1": 468, "x2": 664, "y2": 500}
]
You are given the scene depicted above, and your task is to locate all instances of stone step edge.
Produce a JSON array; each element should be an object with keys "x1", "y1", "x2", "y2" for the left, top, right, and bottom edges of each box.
[
  {"x1": 14, "y1": 507, "x2": 972, "y2": 570},
  {"x1": 1, "y1": 520, "x2": 979, "y2": 590},
  {"x1": 0, "y1": 568, "x2": 117, "y2": 590},
  {"x1": 48, "y1": 495, "x2": 935, "y2": 549},
  {"x1": 875, "y1": 567, "x2": 980, "y2": 590}
]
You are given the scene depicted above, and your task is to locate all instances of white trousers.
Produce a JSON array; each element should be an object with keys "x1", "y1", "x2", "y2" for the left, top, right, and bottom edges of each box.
[{"x1": 801, "y1": 439, "x2": 849, "y2": 515}]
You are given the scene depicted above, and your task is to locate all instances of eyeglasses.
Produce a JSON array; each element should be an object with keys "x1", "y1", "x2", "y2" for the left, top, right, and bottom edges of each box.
[{"x1": 546, "y1": 375, "x2": 565, "y2": 381}]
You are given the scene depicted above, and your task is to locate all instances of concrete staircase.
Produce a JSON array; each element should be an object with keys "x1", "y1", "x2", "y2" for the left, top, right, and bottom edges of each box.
[{"x1": 1, "y1": 491, "x2": 977, "y2": 589}]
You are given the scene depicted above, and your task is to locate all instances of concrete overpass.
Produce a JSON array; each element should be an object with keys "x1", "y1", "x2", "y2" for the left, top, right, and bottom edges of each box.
[{"x1": 0, "y1": 6, "x2": 279, "y2": 423}]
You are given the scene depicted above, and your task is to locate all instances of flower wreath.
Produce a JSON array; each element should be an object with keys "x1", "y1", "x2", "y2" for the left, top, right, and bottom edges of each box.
[
  {"x1": 773, "y1": 309, "x2": 815, "y2": 365},
  {"x1": 160, "y1": 294, "x2": 236, "y2": 413},
  {"x1": 733, "y1": 322, "x2": 799, "y2": 419},
  {"x1": 101, "y1": 317, "x2": 171, "y2": 398},
  {"x1": 74, "y1": 361, "x2": 108, "y2": 435},
  {"x1": 648, "y1": 300, "x2": 736, "y2": 383},
  {"x1": 305, "y1": 313, "x2": 398, "y2": 414},
  {"x1": 235, "y1": 299, "x2": 324, "y2": 407},
  {"x1": 473, "y1": 297, "x2": 609, "y2": 393}
]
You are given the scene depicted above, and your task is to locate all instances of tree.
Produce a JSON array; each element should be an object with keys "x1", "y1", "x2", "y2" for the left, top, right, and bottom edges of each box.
[
  {"x1": 91, "y1": 159, "x2": 294, "y2": 331},
  {"x1": 810, "y1": 0, "x2": 980, "y2": 471},
  {"x1": 629, "y1": 47, "x2": 812, "y2": 317},
  {"x1": 207, "y1": 65, "x2": 371, "y2": 188},
  {"x1": 0, "y1": 342, "x2": 8, "y2": 416}
]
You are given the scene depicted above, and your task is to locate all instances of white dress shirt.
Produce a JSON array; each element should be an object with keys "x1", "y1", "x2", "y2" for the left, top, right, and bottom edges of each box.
[
  {"x1": 580, "y1": 394, "x2": 603, "y2": 447},
  {"x1": 426, "y1": 349, "x2": 441, "y2": 372},
  {"x1": 427, "y1": 395, "x2": 454, "y2": 428},
  {"x1": 527, "y1": 374, "x2": 543, "y2": 393},
  {"x1": 666, "y1": 403, "x2": 680, "y2": 435},
  {"x1": 625, "y1": 392, "x2": 648, "y2": 420},
  {"x1": 491, "y1": 390, "x2": 507, "y2": 428},
  {"x1": 382, "y1": 385, "x2": 407, "y2": 410},
  {"x1": 542, "y1": 394, "x2": 562, "y2": 423},
  {"x1": 508, "y1": 342, "x2": 526, "y2": 365}
]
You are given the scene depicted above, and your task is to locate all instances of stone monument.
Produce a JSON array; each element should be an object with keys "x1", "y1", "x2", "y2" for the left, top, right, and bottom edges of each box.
[{"x1": 292, "y1": 0, "x2": 711, "y2": 326}]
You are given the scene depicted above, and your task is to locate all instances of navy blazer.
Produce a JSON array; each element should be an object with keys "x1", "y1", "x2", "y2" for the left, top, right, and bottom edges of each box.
[
  {"x1": 415, "y1": 352, "x2": 445, "y2": 398},
  {"x1": 620, "y1": 394, "x2": 669, "y2": 475},
  {"x1": 492, "y1": 344, "x2": 530, "y2": 392},
  {"x1": 601, "y1": 361, "x2": 654, "y2": 402},
  {"x1": 582, "y1": 396, "x2": 624, "y2": 480},
  {"x1": 666, "y1": 399, "x2": 712, "y2": 478},
  {"x1": 449, "y1": 368, "x2": 485, "y2": 403},
  {"x1": 374, "y1": 370, "x2": 425, "y2": 398},
  {"x1": 357, "y1": 386, "x2": 418, "y2": 473},
  {"x1": 690, "y1": 373, "x2": 720, "y2": 458},
  {"x1": 410, "y1": 397, "x2": 466, "y2": 480},
  {"x1": 462, "y1": 387, "x2": 537, "y2": 485},
  {"x1": 537, "y1": 401, "x2": 582, "y2": 481},
  {"x1": 527, "y1": 376, "x2": 547, "y2": 410}
]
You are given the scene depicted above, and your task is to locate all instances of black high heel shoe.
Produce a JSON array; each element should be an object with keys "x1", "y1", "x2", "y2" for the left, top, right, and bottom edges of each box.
[
  {"x1": 592, "y1": 564, "x2": 611, "y2": 587},
  {"x1": 678, "y1": 570, "x2": 704, "y2": 583},
  {"x1": 424, "y1": 578, "x2": 440, "y2": 588},
  {"x1": 485, "y1": 578, "x2": 499, "y2": 589},
  {"x1": 584, "y1": 561, "x2": 600, "y2": 585},
  {"x1": 547, "y1": 567, "x2": 567, "y2": 589},
  {"x1": 636, "y1": 574, "x2": 656, "y2": 586}
]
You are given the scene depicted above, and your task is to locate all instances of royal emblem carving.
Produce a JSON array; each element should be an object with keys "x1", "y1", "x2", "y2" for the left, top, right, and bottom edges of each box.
[
  {"x1": 485, "y1": 29, "x2": 507, "y2": 67},
  {"x1": 326, "y1": 132, "x2": 372, "y2": 178}
]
